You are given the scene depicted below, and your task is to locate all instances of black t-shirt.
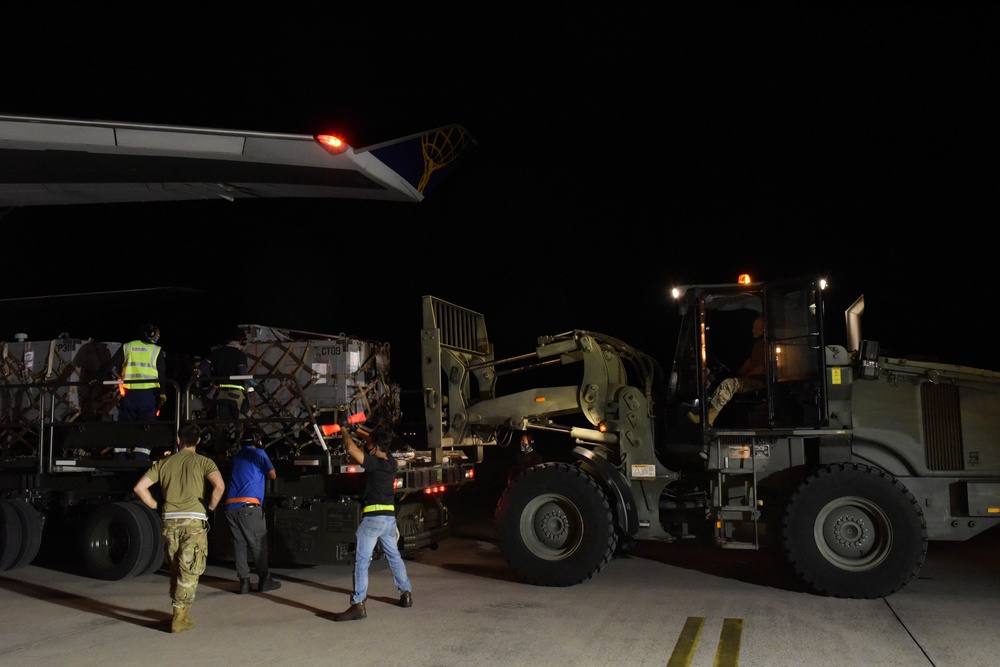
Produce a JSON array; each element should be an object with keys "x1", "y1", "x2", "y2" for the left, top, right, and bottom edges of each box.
[
  {"x1": 205, "y1": 344, "x2": 248, "y2": 379},
  {"x1": 362, "y1": 450, "x2": 397, "y2": 515}
]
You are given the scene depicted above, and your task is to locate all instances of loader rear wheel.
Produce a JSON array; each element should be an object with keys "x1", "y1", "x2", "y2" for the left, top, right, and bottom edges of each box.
[
  {"x1": 783, "y1": 463, "x2": 927, "y2": 598},
  {"x1": 81, "y1": 502, "x2": 157, "y2": 580},
  {"x1": 495, "y1": 462, "x2": 617, "y2": 586}
]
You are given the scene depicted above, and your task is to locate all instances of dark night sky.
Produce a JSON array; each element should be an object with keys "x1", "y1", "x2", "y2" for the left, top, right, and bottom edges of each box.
[{"x1": 2, "y1": 6, "x2": 996, "y2": 389}]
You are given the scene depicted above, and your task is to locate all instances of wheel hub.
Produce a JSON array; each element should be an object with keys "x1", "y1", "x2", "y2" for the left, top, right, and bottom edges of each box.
[
  {"x1": 537, "y1": 503, "x2": 570, "y2": 548},
  {"x1": 830, "y1": 515, "x2": 869, "y2": 549}
]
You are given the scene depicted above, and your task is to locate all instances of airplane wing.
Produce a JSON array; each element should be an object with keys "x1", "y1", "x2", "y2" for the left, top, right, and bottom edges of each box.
[{"x1": 0, "y1": 114, "x2": 475, "y2": 207}]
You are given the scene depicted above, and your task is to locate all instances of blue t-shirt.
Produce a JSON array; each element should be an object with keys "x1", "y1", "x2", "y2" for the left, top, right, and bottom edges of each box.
[{"x1": 225, "y1": 446, "x2": 275, "y2": 509}]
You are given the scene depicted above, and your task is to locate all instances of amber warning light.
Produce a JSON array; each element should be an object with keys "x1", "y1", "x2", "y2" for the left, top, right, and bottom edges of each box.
[
  {"x1": 738, "y1": 274, "x2": 752, "y2": 285},
  {"x1": 316, "y1": 134, "x2": 348, "y2": 155}
]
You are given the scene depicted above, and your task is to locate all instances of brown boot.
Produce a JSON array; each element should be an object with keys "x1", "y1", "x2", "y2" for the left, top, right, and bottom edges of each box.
[
  {"x1": 332, "y1": 600, "x2": 366, "y2": 622},
  {"x1": 171, "y1": 606, "x2": 195, "y2": 633}
]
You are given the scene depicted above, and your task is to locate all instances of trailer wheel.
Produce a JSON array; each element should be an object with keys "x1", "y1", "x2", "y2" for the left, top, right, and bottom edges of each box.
[
  {"x1": 495, "y1": 462, "x2": 617, "y2": 586},
  {"x1": 0, "y1": 500, "x2": 25, "y2": 571},
  {"x1": 5, "y1": 499, "x2": 43, "y2": 569},
  {"x1": 136, "y1": 503, "x2": 165, "y2": 576},
  {"x1": 81, "y1": 502, "x2": 157, "y2": 580},
  {"x1": 783, "y1": 463, "x2": 927, "y2": 598}
]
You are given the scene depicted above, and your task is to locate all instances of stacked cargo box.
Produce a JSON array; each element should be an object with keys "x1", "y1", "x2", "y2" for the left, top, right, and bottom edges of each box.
[{"x1": 1, "y1": 335, "x2": 122, "y2": 456}]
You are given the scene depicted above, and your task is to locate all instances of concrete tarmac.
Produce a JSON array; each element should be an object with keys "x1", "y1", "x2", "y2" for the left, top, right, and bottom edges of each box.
[{"x1": 1, "y1": 507, "x2": 999, "y2": 667}]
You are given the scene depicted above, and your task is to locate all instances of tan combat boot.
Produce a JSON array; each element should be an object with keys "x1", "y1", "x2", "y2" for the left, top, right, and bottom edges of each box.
[
  {"x1": 688, "y1": 407, "x2": 721, "y2": 426},
  {"x1": 171, "y1": 606, "x2": 195, "y2": 633}
]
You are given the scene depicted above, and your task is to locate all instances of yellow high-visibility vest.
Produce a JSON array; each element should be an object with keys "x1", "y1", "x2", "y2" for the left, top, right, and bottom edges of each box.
[{"x1": 122, "y1": 340, "x2": 161, "y2": 390}]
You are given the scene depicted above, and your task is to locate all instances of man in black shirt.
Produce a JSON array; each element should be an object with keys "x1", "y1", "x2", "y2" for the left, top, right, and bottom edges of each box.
[
  {"x1": 199, "y1": 327, "x2": 250, "y2": 422},
  {"x1": 332, "y1": 425, "x2": 413, "y2": 621}
]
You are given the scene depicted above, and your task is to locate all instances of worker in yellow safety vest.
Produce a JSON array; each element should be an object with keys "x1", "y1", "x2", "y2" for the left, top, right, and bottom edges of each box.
[{"x1": 100, "y1": 324, "x2": 166, "y2": 461}]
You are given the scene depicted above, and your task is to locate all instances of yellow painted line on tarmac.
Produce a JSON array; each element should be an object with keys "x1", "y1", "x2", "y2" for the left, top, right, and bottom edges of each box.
[
  {"x1": 666, "y1": 616, "x2": 743, "y2": 667},
  {"x1": 714, "y1": 618, "x2": 742, "y2": 667},
  {"x1": 667, "y1": 617, "x2": 704, "y2": 667}
]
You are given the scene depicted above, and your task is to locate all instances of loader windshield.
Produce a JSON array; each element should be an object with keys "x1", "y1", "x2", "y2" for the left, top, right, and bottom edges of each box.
[{"x1": 666, "y1": 277, "x2": 828, "y2": 430}]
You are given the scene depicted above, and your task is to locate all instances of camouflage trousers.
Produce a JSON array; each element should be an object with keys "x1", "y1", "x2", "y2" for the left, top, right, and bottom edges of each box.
[
  {"x1": 163, "y1": 518, "x2": 209, "y2": 610},
  {"x1": 709, "y1": 376, "x2": 765, "y2": 413}
]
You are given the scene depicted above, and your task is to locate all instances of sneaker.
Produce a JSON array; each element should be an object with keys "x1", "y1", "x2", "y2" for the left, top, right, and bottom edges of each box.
[
  {"x1": 258, "y1": 574, "x2": 282, "y2": 592},
  {"x1": 400, "y1": 591, "x2": 412, "y2": 608}
]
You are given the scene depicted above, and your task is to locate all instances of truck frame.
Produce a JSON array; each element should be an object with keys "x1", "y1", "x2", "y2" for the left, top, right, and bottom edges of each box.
[
  {"x1": 0, "y1": 325, "x2": 473, "y2": 579},
  {"x1": 419, "y1": 275, "x2": 1000, "y2": 598}
]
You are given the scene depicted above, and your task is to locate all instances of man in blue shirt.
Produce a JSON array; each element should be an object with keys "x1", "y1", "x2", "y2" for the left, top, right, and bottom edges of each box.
[{"x1": 224, "y1": 428, "x2": 281, "y2": 594}]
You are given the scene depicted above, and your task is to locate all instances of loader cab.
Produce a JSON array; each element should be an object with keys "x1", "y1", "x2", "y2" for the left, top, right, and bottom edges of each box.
[{"x1": 666, "y1": 276, "x2": 829, "y2": 431}]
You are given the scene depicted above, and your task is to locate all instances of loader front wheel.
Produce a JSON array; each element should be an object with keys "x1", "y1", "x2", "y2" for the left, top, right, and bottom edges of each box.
[
  {"x1": 495, "y1": 462, "x2": 617, "y2": 586},
  {"x1": 783, "y1": 463, "x2": 927, "y2": 598}
]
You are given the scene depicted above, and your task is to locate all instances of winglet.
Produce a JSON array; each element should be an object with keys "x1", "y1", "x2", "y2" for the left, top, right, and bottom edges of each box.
[{"x1": 360, "y1": 123, "x2": 477, "y2": 197}]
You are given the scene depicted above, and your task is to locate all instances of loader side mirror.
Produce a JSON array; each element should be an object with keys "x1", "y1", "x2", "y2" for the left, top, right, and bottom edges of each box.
[{"x1": 858, "y1": 340, "x2": 880, "y2": 380}]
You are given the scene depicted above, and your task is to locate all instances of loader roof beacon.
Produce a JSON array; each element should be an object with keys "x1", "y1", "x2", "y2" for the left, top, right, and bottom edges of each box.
[
  {"x1": 0, "y1": 115, "x2": 476, "y2": 580},
  {"x1": 421, "y1": 275, "x2": 1000, "y2": 598}
]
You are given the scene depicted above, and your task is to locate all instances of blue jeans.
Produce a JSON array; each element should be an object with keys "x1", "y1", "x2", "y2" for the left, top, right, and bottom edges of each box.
[{"x1": 352, "y1": 514, "x2": 411, "y2": 604}]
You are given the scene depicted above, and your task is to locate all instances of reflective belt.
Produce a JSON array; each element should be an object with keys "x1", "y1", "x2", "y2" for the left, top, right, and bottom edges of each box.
[
  {"x1": 363, "y1": 504, "x2": 394, "y2": 513},
  {"x1": 218, "y1": 384, "x2": 244, "y2": 391}
]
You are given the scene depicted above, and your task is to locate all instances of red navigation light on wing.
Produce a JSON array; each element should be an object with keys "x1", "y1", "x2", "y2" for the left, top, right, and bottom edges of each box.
[{"x1": 315, "y1": 134, "x2": 348, "y2": 155}]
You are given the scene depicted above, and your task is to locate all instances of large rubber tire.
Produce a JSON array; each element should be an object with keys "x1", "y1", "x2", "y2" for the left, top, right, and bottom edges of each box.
[
  {"x1": 0, "y1": 500, "x2": 24, "y2": 571},
  {"x1": 5, "y1": 499, "x2": 43, "y2": 569},
  {"x1": 136, "y1": 503, "x2": 166, "y2": 576},
  {"x1": 495, "y1": 462, "x2": 618, "y2": 586},
  {"x1": 782, "y1": 463, "x2": 927, "y2": 598},
  {"x1": 81, "y1": 501, "x2": 157, "y2": 580}
]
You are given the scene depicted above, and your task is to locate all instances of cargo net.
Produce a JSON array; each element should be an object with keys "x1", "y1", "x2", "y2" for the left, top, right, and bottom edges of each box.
[
  {"x1": 0, "y1": 327, "x2": 402, "y2": 463},
  {"x1": 1, "y1": 337, "x2": 122, "y2": 458},
  {"x1": 190, "y1": 325, "x2": 401, "y2": 460}
]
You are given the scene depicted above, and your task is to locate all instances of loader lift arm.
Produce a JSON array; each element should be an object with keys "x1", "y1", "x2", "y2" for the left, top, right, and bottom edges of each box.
[{"x1": 422, "y1": 296, "x2": 665, "y2": 447}]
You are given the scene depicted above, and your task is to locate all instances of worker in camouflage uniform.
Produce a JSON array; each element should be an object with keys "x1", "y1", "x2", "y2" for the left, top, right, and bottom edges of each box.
[{"x1": 134, "y1": 422, "x2": 225, "y2": 633}]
